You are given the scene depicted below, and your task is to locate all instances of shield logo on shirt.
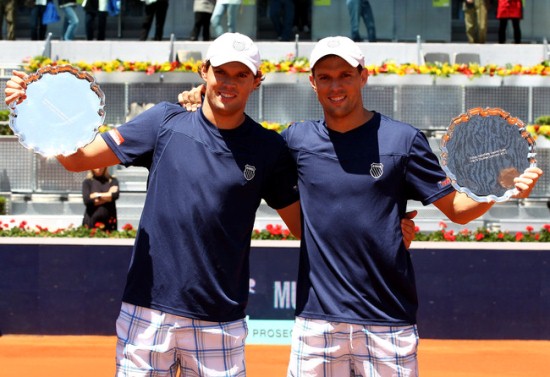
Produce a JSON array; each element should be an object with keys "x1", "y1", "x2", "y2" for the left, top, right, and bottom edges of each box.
[
  {"x1": 370, "y1": 162, "x2": 383, "y2": 179},
  {"x1": 244, "y1": 164, "x2": 256, "y2": 181}
]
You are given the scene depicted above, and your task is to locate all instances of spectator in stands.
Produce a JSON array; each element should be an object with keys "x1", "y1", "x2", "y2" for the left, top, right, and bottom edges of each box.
[
  {"x1": 346, "y1": 0, "x2": 376, "y2": 42},
  {"x1": 293, "y1": 0, "x2": 311, "y2": 36},
  {"x1": 463, "y1": 0, "x2": 489, "y2": 44},
  {"x1": 139, "y1": 0, "x2": 169, "y2": 41},
  {"x1": 59, "y1": 0, "x2": 79, "y2": 41},
  {"x1": 0, "y1": 0, "x2": 16, "y2": 40},
  {"x1": 82, "y1": 167, "x2": 119, "y2": 231},
  {"x1": 82, "y1": 0, "x2": 107, "y2": 40},
  {"x1": 189, "y1": 0, "x2": 215, "y2": 41},
  {"x1": 269, "y1": 0, "x2": 294, "y2": 41},
  {"x1": 210, "y1": 0, "x2": 241, "y2": 38},
  {"x1": 29, "y1": 0, "x2": 48, "y2": 40},
  {"x1": 497, "y1": 0, "x2": 522, "y2": 44}
]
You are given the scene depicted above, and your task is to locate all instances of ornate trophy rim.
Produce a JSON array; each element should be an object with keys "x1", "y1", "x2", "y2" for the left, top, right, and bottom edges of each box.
[{"x1": 8, "y1": 64, "x2": 106, "y2": 157}]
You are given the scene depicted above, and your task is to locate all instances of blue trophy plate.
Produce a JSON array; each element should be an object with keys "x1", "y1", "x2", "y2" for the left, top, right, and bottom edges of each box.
[{"x1": 8, "y1": 65, "x2": 105, "y2": 157}]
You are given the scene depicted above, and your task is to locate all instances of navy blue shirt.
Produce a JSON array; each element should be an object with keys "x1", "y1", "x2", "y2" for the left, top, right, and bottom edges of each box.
[
  {"x1": 282, "y1": 112, "x2": 454, "y2": 326},
  {"x1": 103, "y1": 102, "x2": 299, "y2": 322}
]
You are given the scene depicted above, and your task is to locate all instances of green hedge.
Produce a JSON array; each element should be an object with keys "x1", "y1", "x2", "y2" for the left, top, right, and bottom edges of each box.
[{"x1": 0, "y1": 196, "x2": 6, "y2": 215}]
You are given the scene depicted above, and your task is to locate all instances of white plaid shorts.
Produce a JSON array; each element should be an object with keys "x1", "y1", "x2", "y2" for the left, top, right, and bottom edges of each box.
[
  {"x1": 287, "y1": 317, "x2": 419, "y2": 377},
  {"x1": 115, "y1": 302, "x2": 248, "y2": 377}
]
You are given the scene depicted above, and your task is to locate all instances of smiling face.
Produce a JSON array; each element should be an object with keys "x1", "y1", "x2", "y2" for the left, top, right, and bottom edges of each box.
[
  {"x1": 310, "y1": 55, "x2": 370, "y2": 131},
  {"x1": 200, "y1": 61, "x2": 261, "y2": 129}
]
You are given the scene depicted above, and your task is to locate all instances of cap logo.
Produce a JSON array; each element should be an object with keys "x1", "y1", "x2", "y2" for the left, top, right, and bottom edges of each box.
[
  {"x1": 233, "y1": 40, "x2": 246, "y2": 52},
  {"x1": 327, "y1": 39, "x2": 341, "y2": 49}
]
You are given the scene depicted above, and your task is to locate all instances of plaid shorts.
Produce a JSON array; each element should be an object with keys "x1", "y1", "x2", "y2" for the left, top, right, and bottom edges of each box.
[
  {"x1": 287, "y1": 317, "x2": 419, "y2": 377},
  {"x1": 115, "y1": 302, "x2": 248, "y2": 377}
]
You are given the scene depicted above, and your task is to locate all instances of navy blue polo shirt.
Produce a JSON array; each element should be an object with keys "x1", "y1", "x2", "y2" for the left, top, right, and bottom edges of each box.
[
  {"x1": 282, "y1": 112, "x2": 454, "y2": 326},
  {"x1": 102, "y1": 102, "x2": 299, "y2": 322}
]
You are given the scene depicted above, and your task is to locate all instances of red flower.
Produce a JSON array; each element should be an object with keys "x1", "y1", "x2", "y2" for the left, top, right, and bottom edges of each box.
[
  {"x1": 444, "y1": 230, "x2": 456, "y2": 242},
  {"x1": 271, "y1": 224, "x2": 283, "y2": 235},
  {"x1": 122, "y1": 223, "x2": 134, "y2": 231},
  {"x1": 515, "y1": 232, "x2": 524, "y2": 241},
  {"x1": 439, "y1": 221, "x2": 447, "y2": 229},
  {"x1": 170, "y1": 61, "x2": 181, "y2": 71},
  {"x1": 94, "y1": 222, "x2": 105, "y2": 229},
  {"x1": 526, "y1": 225, "x2": 534, "y2": 232},
  {"x1": 497, "y1": 232, "x2": 504, "y2": 239},
  {"x1": 475, "y1": 233, "x2": 484, "y2": 241}
]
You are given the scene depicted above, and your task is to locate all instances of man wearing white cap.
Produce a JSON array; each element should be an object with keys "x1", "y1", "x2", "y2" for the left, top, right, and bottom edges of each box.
[
  {"x1": 5, "y1": 32, "x2": 302, "y2": 376},
  {"x1": 177, "y1": 35, "x2": 541, "y2": 376},
  {"x1": 282, "y1": 36, "x2": 542, "y2": 376}
]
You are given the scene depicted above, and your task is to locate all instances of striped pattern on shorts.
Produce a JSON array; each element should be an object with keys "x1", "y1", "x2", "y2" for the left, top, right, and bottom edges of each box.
[
  {"x1": 287, "y1": 317, "x2": 419, "y2": 377},
  {"x1": 115, "y1": 302, "x2": 248, "y2": 377}
]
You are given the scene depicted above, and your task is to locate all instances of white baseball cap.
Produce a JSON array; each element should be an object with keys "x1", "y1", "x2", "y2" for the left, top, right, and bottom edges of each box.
[
  {"x1": 205, "y1": 32, "x2": 261, "y2": 75},
  {"x1": 309, "y1": 36, "x2": 365, "y2": 69}
]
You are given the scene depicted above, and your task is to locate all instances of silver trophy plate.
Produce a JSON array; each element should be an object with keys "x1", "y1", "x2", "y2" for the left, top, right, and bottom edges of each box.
[
  {"x1": 440, "y1": 107, "x2": 537, "y2": 202},
  {"x1": 8, "y1": 65, "x2": 106, "y2": 157}
]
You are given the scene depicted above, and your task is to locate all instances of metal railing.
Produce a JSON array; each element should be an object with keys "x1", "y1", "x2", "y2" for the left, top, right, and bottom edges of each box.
[{"x1": 1, "y1": 76, "x2": 549, "y2": 198}]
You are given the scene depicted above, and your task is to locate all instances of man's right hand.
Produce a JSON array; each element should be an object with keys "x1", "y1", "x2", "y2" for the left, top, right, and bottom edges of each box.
[
  {"x1": 178, "y1": 84, "x2": 205, "y2": 112},
  {"x1": 4, "y1": 70, "x2": 28, "y2": 106}
]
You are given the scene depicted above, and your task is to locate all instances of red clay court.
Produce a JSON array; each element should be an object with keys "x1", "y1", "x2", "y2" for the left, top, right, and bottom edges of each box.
[{"x1": 1, "y1": 336, "x2": 549, "y2": 377}]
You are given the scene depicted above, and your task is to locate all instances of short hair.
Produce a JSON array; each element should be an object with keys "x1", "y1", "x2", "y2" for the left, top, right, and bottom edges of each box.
[{"x1": 87, "y1": 167, "x2": 113, "y2": 181}]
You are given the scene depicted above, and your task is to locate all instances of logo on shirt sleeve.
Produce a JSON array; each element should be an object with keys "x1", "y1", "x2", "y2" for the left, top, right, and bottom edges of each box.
[
  {"x1": 108, "y1": 129, "x2": 125, "y2": 146},
  {"x1": 438, "y1": 177, "x2": 452, "y2": 189}
]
